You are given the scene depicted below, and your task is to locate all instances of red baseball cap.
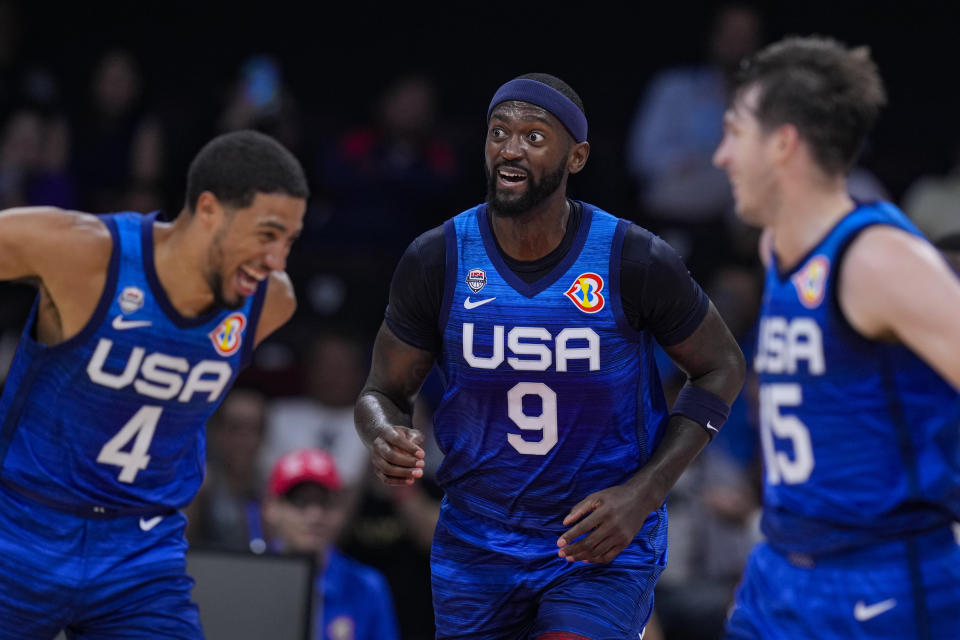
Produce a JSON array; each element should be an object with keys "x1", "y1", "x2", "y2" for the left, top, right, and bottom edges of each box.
[{"x1": 268, "y1": 448, "x2": 342, "y2": 497}]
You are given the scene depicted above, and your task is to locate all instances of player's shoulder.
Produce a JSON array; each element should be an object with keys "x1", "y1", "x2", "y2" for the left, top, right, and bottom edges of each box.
[
  {"x1": 30, "y1": 206, "x2": 112, "y2": 243},
  {"x1": 28, "y1": 207, "x2": 113, "y2": 268},
  {"x1": 255, "y1": 271, "x2": 296, "y2": 345},
  {"x1": 399, "y1": 223, "x2": 446, "y2": 272}
]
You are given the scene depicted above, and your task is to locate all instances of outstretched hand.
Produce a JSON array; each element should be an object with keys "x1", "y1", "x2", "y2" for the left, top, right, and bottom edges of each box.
[
  {"x1": 556, "y1": 481, "x2": 657, "y2": 564},
  {"x1": 370, "y1": 425, "x2": 426, "y2": 485}
]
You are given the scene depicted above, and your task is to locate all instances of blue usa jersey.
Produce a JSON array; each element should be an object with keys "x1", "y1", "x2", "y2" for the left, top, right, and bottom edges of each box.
[
  {"x1": 0, "y1": 211, "x2": 266, "y2": 514},
  {"x1": 433, "y1": 203, "x2": 669, "y2": 539},
  {"x1": 755, "y1": 201, "x2": 960, "y2": 555}
]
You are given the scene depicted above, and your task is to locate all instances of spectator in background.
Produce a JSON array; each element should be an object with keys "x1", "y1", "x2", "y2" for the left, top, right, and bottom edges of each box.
[
  {"x1": 652, "y1": 264, "x2": 763, "y2": 640},
  {"x1": 300, "y1": 73, "x2": 461, "y2": 333},
  {"x1": 263, "y1": 448, "x2": 401, "y2": 640},
  {"x1": 70, "y1": 48, "x2": 164, "y2": 213},
  {"x1": 625, "y1": 2, "x2": 762, "y2": 277},
  {"x1": 259, "y1": 330, "x2": 372, "y2": 503},
  {"x1": 0, "y1": 107, "x2": 74, "y2": 209},
  {"x1": 217, "y1": 54, "x2": 305, "y2": 161},
  {"x1": 186, "y1": 387, "x2": 269, "y2": 553}
]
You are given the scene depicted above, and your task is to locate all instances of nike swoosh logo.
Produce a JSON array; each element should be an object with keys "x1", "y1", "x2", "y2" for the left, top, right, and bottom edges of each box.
[
  {"x1": 464, "y1": 297, "x2": 496, "y2": 309},
  {"x1": 854, "y1": 598, "x2": 897, "y2": 621},
  {"x1": 113, "y1": 315, "x2": 152, "y2": 330},
  {"x1": 139, "y1": 516, "x2": 164, "y2": 531}
]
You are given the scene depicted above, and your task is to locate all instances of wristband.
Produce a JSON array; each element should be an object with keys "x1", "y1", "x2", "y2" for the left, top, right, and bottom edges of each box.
[{"x1": 670, "y1": 385, "x2": 731, "y2": 440}]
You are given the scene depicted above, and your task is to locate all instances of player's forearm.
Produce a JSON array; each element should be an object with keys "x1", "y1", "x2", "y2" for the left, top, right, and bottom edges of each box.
[
  {"x1": 627, "y1": 416, "x2": 711, "y2": 507},
  {"x1": 353, "y1": 389, "x2": 414, "y2": 449}
]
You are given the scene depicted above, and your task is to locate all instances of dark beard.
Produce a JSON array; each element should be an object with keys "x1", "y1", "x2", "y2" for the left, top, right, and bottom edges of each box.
[
  {"x1": 485, "y1": 160, "x2": 566, "y2": 218},
  {"x1": 207, "y1": 228, "x2": 245, "y2": 310},
  {"x1": 208, "y1": 271, "x2": 246, "y2": 310}
]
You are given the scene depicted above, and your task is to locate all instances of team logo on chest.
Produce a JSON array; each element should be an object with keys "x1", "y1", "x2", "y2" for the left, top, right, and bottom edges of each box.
[
  {"x1": 791, "y1": 255, "x2": 830, "y2": 309},
  {"x1": 564, "y1": 272, "x2": 605, "y2": 313},
  {"x1": 465, "y1": 268, "x2": 487, "y2": 293},
  {"x1": 209, "y1": 312, "x2": 247, "y2": 357},
  {"x1": 118, "y1": 286, "x2": 145, "y2": 314}
]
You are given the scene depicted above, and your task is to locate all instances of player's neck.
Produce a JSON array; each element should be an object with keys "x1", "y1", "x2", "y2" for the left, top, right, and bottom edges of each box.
[
  {"x1": 489, "y1": 195, "x2": 571, "y2": 261},
  {"x1": 771, "y1": 177, "x2": 854, "y2": 269},
  {"x1": 152, "y1": 211, "x2": 218, "y2": 317}
]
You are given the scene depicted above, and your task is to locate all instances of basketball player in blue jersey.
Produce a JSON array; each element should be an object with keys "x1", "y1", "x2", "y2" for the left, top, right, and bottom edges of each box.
[
  {"x1": 355, "y1": 73, "x2": 746, "y2": 639},
  {"x1": 0, "y1": 129, "x2": 308, "y2": 638},
  {"x1": 712, "y1": 37, "x2": 960, "y2": 639}
]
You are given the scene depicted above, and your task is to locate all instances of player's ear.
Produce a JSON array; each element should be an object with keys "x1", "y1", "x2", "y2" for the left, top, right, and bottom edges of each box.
[
  {"x1": 567, "y1": 141, "x2": 590, "y2": 175},
  {"x1": 193, "y1": 191, "x2": 225, "y2": 229},
  {"x1": 771, "y1": 123, "x2": 800, "y2": 165}
]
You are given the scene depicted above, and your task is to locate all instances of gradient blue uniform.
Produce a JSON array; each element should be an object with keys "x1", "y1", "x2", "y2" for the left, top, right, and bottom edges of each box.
[
  {"x1": 431, "y1": 204, "x2": 670, "y2": 639},
  {"x1": 726, "y1": 202, "x2": 960, "y2": 639},
  {"x1": 0, "y1": 211, "x2": 266, "y2": 638}
]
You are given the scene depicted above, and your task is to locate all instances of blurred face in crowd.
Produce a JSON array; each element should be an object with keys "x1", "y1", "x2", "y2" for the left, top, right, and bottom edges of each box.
[
  {"x1": 484, "y1": 100, "x2": 574, "y2": 218},
  {"x1": 200, "y1": 191, "x2": 305, "y2": 309},
  {"x1": 713, "y1": 85, "x2": 780, "y2": 227},
  {"x1": 209, "y1": 389, "x2": 265, "y2": 478},
  {"x1": 267, "y1": 482, "x2": 349, "y2": 555}
]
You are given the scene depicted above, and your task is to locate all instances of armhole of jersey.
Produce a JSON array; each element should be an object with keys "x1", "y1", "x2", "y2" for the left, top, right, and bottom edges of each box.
[
  {"x1": 437, "y1": 218, "x2": 457, "y2": 333},
  {"x1": 830, "y1": 221, "x2": 893, "y2": 342},
  {"x1": 46, "y1": 215, "x2": 122, "y2": 354},
  {"x1": 610, "y1": 218, "x2": 645, "y2": 342},
  {"x1": 239, "y1": 278, "x2": 270, "y2": 369}
]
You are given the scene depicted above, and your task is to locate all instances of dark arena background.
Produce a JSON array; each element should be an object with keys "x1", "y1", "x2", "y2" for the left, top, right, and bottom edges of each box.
[{"x1": 3, "y1": 1, "x2": 960, "y2": 639}]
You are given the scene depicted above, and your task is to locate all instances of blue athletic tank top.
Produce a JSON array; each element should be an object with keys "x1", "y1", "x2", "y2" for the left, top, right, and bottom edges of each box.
[
  {"x1": 432, "y1": 203, "x2": 670, "y2": 537},
  {"x1": 755, "y1": 201, "x2": 960, "y2": 554},
  {"x1": 0, "y1": 211, "x2": 267, "y2": 516}
]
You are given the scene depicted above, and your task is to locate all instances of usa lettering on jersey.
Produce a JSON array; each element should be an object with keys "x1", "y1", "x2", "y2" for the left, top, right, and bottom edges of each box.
[
  {"x1": 86, "y1": 338, "x2": 233, "y2": 402},
  {"x1": 462, "y1": 323, "x2": 600, "y2": 371},
  {"x1": 754, "y1": 316, "x2": 825, "y2": 375}
]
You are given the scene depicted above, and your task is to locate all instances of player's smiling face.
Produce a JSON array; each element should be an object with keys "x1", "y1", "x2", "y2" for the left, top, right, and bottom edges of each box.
[
  {"x1": 484, "y1": 101, "x2": 571, "y2": 217},
  {"x1": 713, "y1": 85, "x2": 779, "y2": 226},
  {"x1": 206, "y1": 191, "x2": 305, "y2": 309}
]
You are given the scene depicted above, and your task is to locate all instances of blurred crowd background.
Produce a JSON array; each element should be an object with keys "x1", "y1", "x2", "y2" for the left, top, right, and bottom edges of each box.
[{"x1": 2, "y1": 1, "x2": 960, "y2": 638}]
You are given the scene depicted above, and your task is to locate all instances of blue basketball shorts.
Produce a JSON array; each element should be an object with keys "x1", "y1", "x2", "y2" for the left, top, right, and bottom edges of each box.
[
  {"x1": 430, "y1": 502, "x2": 667, "y2": 640},
  {"x1": 0, "y1": 484, "x2": 202, "y2": 639},
  {"x1": 725, "y1": 527, "x2": 960, "y2": 640}
]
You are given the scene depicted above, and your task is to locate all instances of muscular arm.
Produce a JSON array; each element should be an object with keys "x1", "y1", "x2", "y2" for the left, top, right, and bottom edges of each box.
[
  {"x1": 840, "y1": 225, "x2": 960, "y2": 390},
  {"x1": 0, "y1": 207, "x2": 112, "y2": 343},
  {"x1": 253, "y1": 271, "x2": 296, "y2": 346},
  {"x1": 354, "y1": 322, "x2": 437, "y2": 485}
]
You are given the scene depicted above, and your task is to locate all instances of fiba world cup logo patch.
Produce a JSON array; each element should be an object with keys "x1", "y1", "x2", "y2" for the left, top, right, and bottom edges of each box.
[
  {"x1": 209, "y1": 312, "x2": 247, "y2": 356},
  {"x1": 565, "y1": 272, "x2": 605, "y2": 313},
  {"x1": 791, "y1": 255, "x2": 830, "y2": 309},
  {"x1": 466, "y1": 268, "x2": 487, "y2": 293}
]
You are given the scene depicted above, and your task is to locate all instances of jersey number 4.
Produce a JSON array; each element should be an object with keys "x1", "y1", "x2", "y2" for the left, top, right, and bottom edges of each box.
[
  {"x1": 759, "y1": 383, "x2": 814, "y2": 484},
  {"x1": 97, "y1": 405, "x2": 161, "y2": 483}
]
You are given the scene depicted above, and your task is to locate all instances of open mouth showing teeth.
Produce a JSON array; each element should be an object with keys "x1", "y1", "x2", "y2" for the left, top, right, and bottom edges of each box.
[
  {"x1": 499, "y1": 169, "x2": 527, "y2": 184},
  {"x1": 237, "y1": 266, "x2": 267, "y2": 294}
]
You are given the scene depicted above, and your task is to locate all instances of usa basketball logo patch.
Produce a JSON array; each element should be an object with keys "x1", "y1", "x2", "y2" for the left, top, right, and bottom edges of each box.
[
  {"x1": 117, "y1": 286, "x2": 145, "y2": 314},
  {"x1": 565, "y1": 272, "x2": 605, "y2": 313},
  {"x1": 209, "y1": 312, "x2": 247, "y2": 356},
  {"x1": 466, "y1": 268, "x2": 487, "y2": 293},
  {"x1": 791, "y1": 255, "x2": 830, "y2": 309}
]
